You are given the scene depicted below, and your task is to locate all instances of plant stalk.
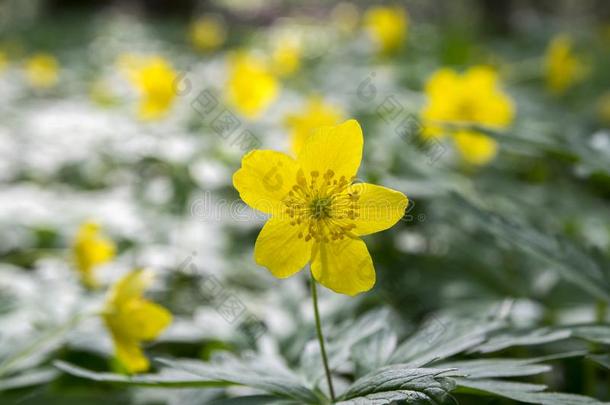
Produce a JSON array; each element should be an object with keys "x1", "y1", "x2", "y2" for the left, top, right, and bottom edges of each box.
[{"x1": 310, "y1": 272, "x2": 336, "y2": 402}]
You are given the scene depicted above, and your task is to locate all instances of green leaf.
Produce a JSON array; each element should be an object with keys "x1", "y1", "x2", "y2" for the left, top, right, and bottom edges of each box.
[
  {"x1": 337, "y1": 390, "x2": 449, "y2": 405},
  {"x1": 0, "y1": 368, "x2": 59, "y2": 391},
  {"x1": 437, "y1": 351, "x2": 585, "y2": 379},
  {"x1": 351, "y1": 327, "x2": 398, "y2": 377},
  {"x1": 56, "y1": 356, "x2": 321, "y2": 403},
  {"x1": 451, "y1": 193, "x2": 610, "y2": 302},
  {"x1": 455, "y1": 378, "x2": 609, "y2": 404},
  {"x1": 209, "y1": 396, "x2": 302, "y2": 405},
  {"x1": 155, "y1": 357, "x2": 321, "y2": 403},
  {"x1": 588, "y1": 354, "x2": 610, "y2": 370},
  {"x1": 0, "y1": 313, "x2": 85, "y2": 377},
  {"x1": 571, "y1": 325, "x2": 610, "y2": 345},
  {"x1": 438, "y1": 358, "x2": 550, "y2": 379},
  {"x1": 455, "y1": 378, "x2": 547, "y2": 394},
  {"x1": 55, "y1": 361, "x2": 229, "y2": 388},
  {"x1": 389, "y1": 315, "x2": 504, "y2": 365},
  {"x1": 472, "y1": 327, "x2": 572, "y2": 353},
  {"x1": 301, "y1": 308, "x2": 393, "y2": 385},
  {"x1": 338, "y1": 366, "x2": 458, "y2": 404}
]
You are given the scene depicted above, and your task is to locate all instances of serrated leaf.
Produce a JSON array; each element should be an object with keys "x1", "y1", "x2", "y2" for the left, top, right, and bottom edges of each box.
[
  {"x1": 336, "y1": 390, "x2": 449, "y2": 405},
  {"x1": 57, "y1": 355, "x2": 321, "y2": 403},
  {"x1": 301, "y1": 308, "x2": 393, "y2": 384},
  {"x1": 209, "y1": 396, "x2": 302, "y2": 405},
  {"x1": 156, "y1": 357, "x2": 320, "y2": 403},
  {"x1": 452, "y1": 193, "x2": 610, "y2": 301},
  {"x1": 437, "y1": 359, "x2": 550, "y2": 379},
  {"x1": 351, "y1": 327, "x2": 398, "y2": 377},
  {"x1": 455, "y1": 377, "x2": 609, "y2": 404},
  {"x1": 437, "y1": 351, "x2": 584, "y2": 379},
  {"x1": 455, "y1": 378, "x2": 547, "y2": 394},
  {"x1": 338, "y1": 366, "x2": 457, "y2": 404},
  {"x1": 389, "y1": 315, "x2": 503, "y2": 365},
  {"x1": 472, "y1": 327, "x2": 572, "y2": 353},
  {"x1": 55, "y1": 361, "x2": 229, "y2": 387}
]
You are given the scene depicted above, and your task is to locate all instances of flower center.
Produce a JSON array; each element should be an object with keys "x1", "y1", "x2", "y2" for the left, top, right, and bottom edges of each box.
[
  {"x1": 311, "y1": 197, "x2": 332, "y2": 219},
  {"x1": 283, "y1": 169, "x2": 360, "y2": 243},
  {"x1": 456, "y1": 100, "x2": 476, "y2": 121}
]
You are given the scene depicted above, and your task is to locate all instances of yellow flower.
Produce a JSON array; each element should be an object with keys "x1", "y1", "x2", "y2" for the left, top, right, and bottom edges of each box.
[
  {"x1": 233, "y1": 120, "x2": 408, "y2": 296},
  {"x1": 453, "y1": 131, "x2": 499, "y2": 166},
  {"x1": 24, "y1": 53, "x2": 59, "y2": 89},
  {"x1": 227, "y1": 53, "x2": 279, "y2": 118},
  {"x1": 421, "y1": 66, "x2": 515, "y2": 165},
  {"x1": 103, "y1": 270, "x2": 172, "y2": 373},
  {"x1": 271, "y1": 36, "x2": 301, "y2": 77},
  {"x1": 544, "y1": 35, "x2": 585, "y2": 95},
  {"x1": 72, "y1": 221, "x2": 116, "y2": 289},
  {"x1": 126, "y1": 56, "x2": 178, "y2": 120},
  {"x1": 363, "y1": 5, "x2": 408, "y2": 55},
  {"x1": 189, "y1": 15, "x2": 227, "y2": 52},
  {"x1": 285, "y1": 97, "x2": 343, "y2": 156}
]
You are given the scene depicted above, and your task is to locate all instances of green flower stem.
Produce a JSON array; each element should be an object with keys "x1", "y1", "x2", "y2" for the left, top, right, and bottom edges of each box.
[{"x1": 310, "y1": 272, "x2": 336, "y2": 402}]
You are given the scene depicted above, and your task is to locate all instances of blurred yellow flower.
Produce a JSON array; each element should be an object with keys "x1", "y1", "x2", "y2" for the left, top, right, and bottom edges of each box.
[
  {"x1": 72, "y1": 221, "x2": 116, "y2": 289},
  {"x1": 364, "y1": 5, "x2": 408, "y2": 55},
  {"x1": 126, "y1": 56, "x2": 178, "y2": 120},
  {"x1": 422, "y1": 66, "x2": 515, "y2": 165},
  {"x1": 227, "y1": 53, "x2": 279, "y2": 118},
  {"x1": 103, "y1": 270, "x2": 172, "y2": 373},
  {"x1": 285, "y1": 97, "x2": 343, "y2": 156},
  {"x1": 544, "y1": 35, "x2": 585, "y2": 95},
  {"x1": 453, "y1": 132, "x2": 499, "y2": 166},
  {"x1": 189, "y1": 15, "x2": 227, "y2": 52},
  {"x1": 233, "y1": 120, "x2": 408, "y2": 296},
  {"x1": 271, "y1": 36, "x2": 301, "y2": 77},
  {"x1": 24, "y1": 53, "x2": 59, "y2": 89}
]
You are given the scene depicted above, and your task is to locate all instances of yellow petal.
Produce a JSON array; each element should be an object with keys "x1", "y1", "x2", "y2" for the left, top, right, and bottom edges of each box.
[
  {"x1": 364, "y1": 6, "x2": 408, "y2": 55},
  {"x1": 139, "y1": 96, "x2": 173, "y2": 120},
  {"x1": 285, "y1": 97, "x2": 343, "y2": 156},
  {"x1": 348, "y1": 183, "x2": 408, "y2": 236},
  {"x1": 297, "y1": 119, "x2": 363, "y2": 181},
  {"x1": 25, "y1": 53, "x2": 59, "y2": 89},
  {"x1": 454, "y1": 131, "x2": 498, "y2": 165},
  {"x1": 254, "y1": 217, "x2": 312, "y2": 278},
  {"x1": 127, "y1": 57, "x2": 177, "y2": 120},
  {"x1": 109, "y1": 299, "x2": 172, "y2": 341},
  {"x1": 190, "y1": 15, "x2": 226, "y2": 52},
  {"x1": 227, "y1": 53, "x2": 279, "y2": 118},
  {"x1": 233, "y1": 150, "x2": 299, "y2": 215},
  {"x1": 107, "y1": 269, "x2": 153, "y2": 308},
  {"x1": 311, "y1": 238, "x2": 375, "y2": 296},
  {"x1": 464, "y1": 66, "x2": 499, "y2": 91},
  {"x1": 114, "y1": 336, "x2": 149, "y2": 373},
  {"x1": 72, "y1": 221, "x2": 116, "y2": 289}
]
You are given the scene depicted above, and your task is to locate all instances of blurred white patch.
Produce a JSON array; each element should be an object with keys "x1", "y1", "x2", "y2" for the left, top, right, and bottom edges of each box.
[{"x1": 395, "y1": 230, "x2": 427, "y2": 253}]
